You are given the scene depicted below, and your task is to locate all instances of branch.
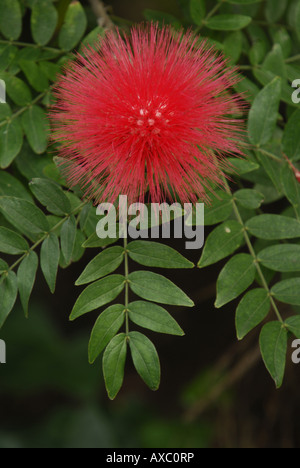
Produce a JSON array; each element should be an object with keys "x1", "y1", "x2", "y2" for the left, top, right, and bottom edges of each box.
[
  {"x1": 184, "y1": 345, "x2": 261, "y2": 422},
  {"x1": 88, "y1": 0, "x2": 115, "y2": 30}
]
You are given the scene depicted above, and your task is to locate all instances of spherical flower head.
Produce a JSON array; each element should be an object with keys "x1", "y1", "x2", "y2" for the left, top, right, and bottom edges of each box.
[{"x1": 50, "y1": 24, "x2": 245, "y2": 205}]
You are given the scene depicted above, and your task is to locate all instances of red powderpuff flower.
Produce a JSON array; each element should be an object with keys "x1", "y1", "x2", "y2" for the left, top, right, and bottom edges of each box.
[{"x1": 50, "y1": 24, "x2": 244, "y2": 205}]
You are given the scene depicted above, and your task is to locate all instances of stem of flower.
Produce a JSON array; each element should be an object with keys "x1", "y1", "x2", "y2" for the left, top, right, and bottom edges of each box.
[
  {"x1": 124, "y1": 236, "x2": 130, "y2": 337},
  {"x1": 88, "y1": 0, "x2": 115, "y2": 30}
]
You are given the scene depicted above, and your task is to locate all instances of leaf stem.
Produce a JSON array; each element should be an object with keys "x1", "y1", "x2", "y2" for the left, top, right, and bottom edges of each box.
[
  {"x1": 0, "y1": 92, "x2": 48, "y2": 128},
  {"x1": 124, "y1": 236, "x2": 130, "y2": 336},
  {"x1": 0, "y1": 39, "x2": 61, "y2": 54},
  {"x1": 255, "y1": 147, "x2": 284, "y2": 164},
  {"x1": 194, "y1": 1, "x2": 222, "y2": 33},
  {"x1": 286, "y1": 54, "x2": 300, "y2": 64},
  {"x1": 1, "y1": 201, "x2": 88, "y2": 276},
  {"x1": 223, "y1": 178, "x2": 284, "y2": 323}
]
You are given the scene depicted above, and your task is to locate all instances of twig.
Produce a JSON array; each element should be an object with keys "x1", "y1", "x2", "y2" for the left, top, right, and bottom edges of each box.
[
  {"x1": 184, "y1": 345, "x2": 261, "y2": 422},
  {"x1": 88, "y1": 0, "x2": 115, "y2": 30}
]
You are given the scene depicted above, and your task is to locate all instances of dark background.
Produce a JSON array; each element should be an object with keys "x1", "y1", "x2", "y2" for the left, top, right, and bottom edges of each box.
[{"x1": 0, "y1": 0, "x2": 300, "y2": 448}]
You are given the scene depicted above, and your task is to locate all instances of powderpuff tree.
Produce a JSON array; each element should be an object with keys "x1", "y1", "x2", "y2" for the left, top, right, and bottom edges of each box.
[{"x1": 50, "y1": 24, "x2": 245, "y2": 206}]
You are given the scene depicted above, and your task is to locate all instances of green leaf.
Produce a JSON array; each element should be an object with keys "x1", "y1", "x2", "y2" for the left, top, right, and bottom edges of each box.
[
  {"x1": 71, "y1": 229, "x2": 85, "y2": 263},
  {"x1": 227, "y1": 0, "x2": 261, "y2": 3},
  {"x1": 248, "y1": 24, "x2": 270, "y2": 66},
  {"x1": 224, "y1": 31, "x2": 243, "y2": 64},
  {"x1": 43, "y1": 161, "x2": 66, "y2": 185},
  {"x1": 89, "y1": 304, "x2": 125, "y2": 363},
  {"x1": 143, "y1": 9, "x2": 181, "y2": 28},
  {"x1": 255, "y1": 150, "x2": 283, "y2": 193},
  {"x1": 81, "y1": 205, "x2": 100, "y2": 237},
  {"x1": 129, "y1": 331, "x2": 160, "y2": 391},
  {"x1": 286, "y1": 64, "x2": 300, "y2": 83},
  {"x1": 234, "y1": 77, "x2": 260, "y2": 104},
  {"x1": 29, "y1": 178, "x2": 71, "y2": 216},
  {"x1": 58, "y1": 1, "x2": 87, "y2": 51},
  {"x1": 265, "y1": 0, "x2": 288, "y2": 23},
  {"x1": 204, "y1": 191, "x2": 233, "y2": 226},
  {"x1": 215, "y1": 254, "x2": 256, "y2": 308},
  {"x1": 5, "y1": 75, "x2": 32, "y2": 106},
  {"x1": 282, "y1": 110, "x2": 300, "y2": 161},
  {"x1": 15, "y1": 141, "x2": 51, "y2": 180},
  {"x1": 19, "y1": 60, "x2": 49, "y2": 92},
  {"x1": 82, "y1": 232, "x2": 119, "y2": 248},
  {"x1": 258, "y1": 245, "x2": 300, "y2": 272},
  {"x1": 186, "y1": 191, "x2": 232, "y2": 226},
  {"x1": 39, "y1": 61, "x2": 60, "y2": 82},
  {"x1": 128, "y1": 240, "x2": 193, "y2": 269},
  {"x1": 128, "y1": 271, "x2": 194, "y2": 307},
  {"x1": 0, "y1": 227, "x2": 28, "y2": 254},
  {"x1": 272, "y1": 279, "x2": 300, "y2": 306},
  {"x1": 206, "y1": 15, "x2": 252, "y2": 31},
  {"x1": 262, "y1": 44, "x2": 287, "y2": 79},
  {"x1": 0, "y1": 258, "x2": 8, "y2": 273},
  {"x1": 271, "y1": 28, "x2": 292, "y2": 59},
  {"x1": 76, "y1": 246, "x2": 125, "y2": 285},
  {"x1": 235, "y1": 189, "x2": 264, "y2": 209},
  {"x1": 40, "y1": 233, "x2": 60, "y2": 293},
  {"x1": 0, "y1": 118, "x2": 23, "y2": 168},
  {"x1": 248, "y1": 77, "x2": 282, "y2": 146},
  {"x1": 64, "y1": 191, "x2": 81, "y2": 211},
  {"x1": 246, "y1": 215, "x2": 300, "y2": 240},
  {"x1": 0, "y1": 103, "x2": 11, "y2": 121},
  {"x1": 0, "y1": 172, "x2": 32, "y2": 202},
  {"x1": 31, "y1": 0, "x2": 58, "y2": 46},
  {"x1": 15, "y1": 46, "x2": 41, "y2": 61},
  {"x1": 17, "y1": 250, "x2": 38, "y2": 317},
  {"x1": 259, "y1": 321, "x2": 288, "y2": 388},
  {"x1": 236, "y1": 288, "x2": 270, "y2": 340},
  {"x1": 21, "y1": 106, "x2": 49, "y2": 154},
  {"x1": 103, "y1": 333, "x2": 127, "y2": 400},
  {"x1": 0, "y1": 271, "x2": 18, "y2": 328},
  {"x1": 0, "y1": 196, "x2": 49, "y2": 235},
  {"x1": 253, "y1": 68, "x2": 297, "y2": 108},
  {"x1": 0, "y1": 44, "x2": 18, "y2": 72},
  {"x1": 285, "y1": 316, "x2": 300, "y2": 339},
  {"x1": 80, "y1": 26, "x2": 105, "y2": 50},
  {"x1": 0, "y1": 0, "x2": 22, "y2": 40},
  {"x1": 198, "y1": 221, "x2": 244, "y2": 268},
  {"x1": 128, "y1": 301, "x2": 184, "y2": 336},
  {"x1": 189, "y1": 0, "x2": 206, "y2": 26},
  {"x1": 70, "y1": 275, "x2": 125, "y2": 320},
  {"x1": 60, "y1": 215, "x2": 76, "y2": 266},
  {"x1": 227, "y1": 158, "x2": 260, "y2": 175},
  {"x1": 296, "y1": 2, "x2": 300, "y2": 42}
]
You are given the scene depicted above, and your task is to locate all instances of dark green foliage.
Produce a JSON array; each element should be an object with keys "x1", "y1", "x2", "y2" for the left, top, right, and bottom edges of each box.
[{"x1": 1, "y1": 0, "x2": 300, "y2": 397}]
